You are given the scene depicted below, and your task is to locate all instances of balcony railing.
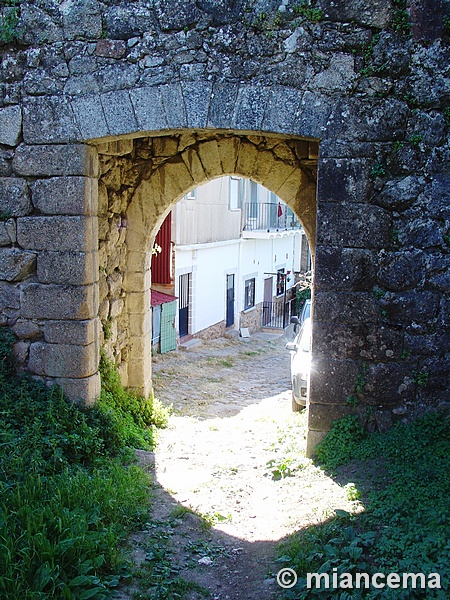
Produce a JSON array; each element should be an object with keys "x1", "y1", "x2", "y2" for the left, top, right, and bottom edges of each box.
[{"x1": 243, "y1": 202, "x2": 301, "y2": 232}]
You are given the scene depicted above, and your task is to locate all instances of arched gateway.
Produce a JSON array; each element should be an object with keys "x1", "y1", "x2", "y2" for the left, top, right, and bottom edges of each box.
[{"x1": 1, "y1": 1, "x2": 448, "y2": 453}]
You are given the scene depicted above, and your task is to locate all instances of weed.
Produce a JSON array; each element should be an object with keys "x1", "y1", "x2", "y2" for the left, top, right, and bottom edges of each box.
[
  {"x1": 0, "y1": 0, "x2": 20, "y2": 44},
  {"x1": 401, "y1": 349, "x2": 411, "y2": 359},
  {"x1": 219, "y1": 358, "x2": 234, "y2": 368},
  {"x1": 0, "y1": 328, "x2": 152, "y2": 599},
  {"x1": 392, "y1": 9, "x2": 412, "y2": 35},
  {"x1": 292, "y1": 1, "x2": 324, "y2": 23},
  {"x1": 408, "y1": 133, "x2": 424, "y2": 146},
  {"x1": 0, "y1": 208, "x2": 11, "y2": 221},
  {"x1": 412, "y1": 369, "x2": 430, "y2": 387},
  {"x1": 444, "y1": 15, "x2": 450, "y2": 34},
  {"x1": 279, "y1": 412, "x2": 450, "y2": 598},
  {"x1": 392, "y1": 140, "x2": 405, "y2": 152},
  {"x1": 346, "y1": 363, "x2": 367, "y2": 408},
  {"x1": 315, "y1": 415, "x2": 364, "y2": 469},
  {"x1": 344, "y1": 482, "x2": 361, "y2": 502},
  {"x1": 370, "y1": 162, "x2": 386, "y2": 178},
  {"x1": 391, "y1": 228, "x2": 400, "y2": 244},
  {"x1": 444, "y1": 107, "x2": 450, "y2": 126}
]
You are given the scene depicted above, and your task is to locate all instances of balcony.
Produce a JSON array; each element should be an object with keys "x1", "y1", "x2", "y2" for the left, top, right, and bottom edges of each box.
[{"x1": 242, "y1": 202, "x2": 301, "y2": 238}]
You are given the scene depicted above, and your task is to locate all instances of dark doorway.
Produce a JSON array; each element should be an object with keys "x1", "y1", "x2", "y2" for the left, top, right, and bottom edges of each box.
[
  {"x1": 262, "y1": 277, "x2": 273, "y2": 326},
  {"x1": 226, "y1": 274, "x2": 235, "y2": 328},
  {"x1": 179, "y1": 273, "x2": 190, "y2": 338}
]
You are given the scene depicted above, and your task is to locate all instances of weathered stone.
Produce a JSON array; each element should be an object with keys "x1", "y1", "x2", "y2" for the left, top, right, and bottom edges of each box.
[
  {"x1": 262, "y1": 86, "x2": 301, "y2": 134},
  {"x1": 29, "y1": 341, "x2": 98, "y2": 378},
  {"x1": 100, "y1": 90, "x2": 138, "y2": 136},
  {"x1": 14, "y1": 340, "x2": 30, "y2": 365},
  {"x1": 23, "y1": 96, "x2": 81, "y2": 144},
  {"x1": 313, "y1": 54, "x2": 356, "y2": 92},
  {"x1": 60, "y1": 0, "x2": 102, "y2": 40},
  {"x1": 293, "y1": 91, "x2": 332, "y2": 140},
  {"x1": 0, "y1": 106, "x2": 22, "y2": 147},
  {"x1": 95, "y1": 39, "x2": 127, "y2": 58},
  {"x1": 0, "y1": 282, "x2": 20, "y2": 310},
  {"x1": 17, "y1": 216, "x2": 97, "y2": 252},
  {"x1": 44, "y1": 318, "x2": 99, "y2": 345},
  {"x1": 18, "y1": 4, "x2": 63, "y2": 45},
  {"x1": 182, "y1": 81, "x2": 212, "y2": 129},
  {"x1": 207, "y1": 82, "x2": 239, "y2": 129},
  {"x1": 130, "y1": 86, "x2": 167, "y2": 132},
  {"x1": 316, "y1": 202, "x2": 391, "y2": 249},
  {"x1": 160, "y1": 83, "x2": 187, "y2": 128},
  {"x1": 379, "y1": 291, "x2": 440, "y2": 324},
  {"x1": 317, "y1": 0, "x2": 391, "y2": 28},
  {"x1": 232, "y1": 85, "x2": 269, "y2": 131},
  {"x1": 55, "y1": 372, "x2": 101, "y2": 404},
  {"x1": 315, "y1": 247, "x2": 377, "y2": 291},
  {"x1": 103, "y1": 4, "x2": 156, "y2": 40},
  {"x1": 0, "y1": 248, "x2": 36, "y2": 282},
  {"x1": 377, "y1": 249, "x2": 425, "y2": 291},
  {"x1": 154, "y1": 0, "x2": 201, "y2": 31},
  {"x1": 96, "y1": 140, "x2": 133, "y2": 157},
  {"x1": 31, "y1": 177, "x2": 97, "y2": 216},
  {"x1": 13, "y1": 144, "x2": 98, "y2": 177},
  {"x1": 37, "y1": 251, "x2": 98, "y2": 285},
  {"x1": 375, "y1": 176, "x2": 426, "y2": 211},
  {"x1": 0, "y1": 178, "x2": 31, "y2": 217},
  {"x1": 21, "y1": 283, "x2": 98, "y2": 320},
  {"x1": 318, "y1": 158, "x2": 374, "y2": 204},
  {"x1": 364, "y1": 362, "x2": 415, "y2": 405},
  {"x1": 12, "y1": 320, "x2": 42, "y2": 340},
  {"x1": 308, "y1": 403, "x2": 358, "y2": 432},
  {"x1": 314, "y1": 292, "x2": 380, "y2": 324},
  {"x1": 71, "y1": 95, "x2": 109, "y2": 140}
]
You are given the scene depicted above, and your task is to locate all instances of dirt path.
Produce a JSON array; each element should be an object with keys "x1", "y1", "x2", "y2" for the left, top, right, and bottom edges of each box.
[{"x1": 125, "y1": 334, "x2": 360, "y2": 599}]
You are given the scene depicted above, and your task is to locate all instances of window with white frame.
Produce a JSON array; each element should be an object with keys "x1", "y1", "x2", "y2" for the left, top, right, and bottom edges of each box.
[
  {"x1": 229, "y1": 176, "x2": 242, "y2": 210},
  {"x1": 244, "y1": 278, "x2": 256, "y2": 310},
  {"x1": 276, "y1": 268, "x2": 286, "y2": 297}
]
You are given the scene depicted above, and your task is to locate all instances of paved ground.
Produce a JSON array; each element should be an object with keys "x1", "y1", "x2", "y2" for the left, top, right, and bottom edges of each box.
[{"x1": 124, "y1": 332, "x2": 359, "y2": 599}]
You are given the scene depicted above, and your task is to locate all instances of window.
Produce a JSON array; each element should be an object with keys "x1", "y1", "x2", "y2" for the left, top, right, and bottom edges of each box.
[
  {"x1": 244, "y1": 278, "x2": 255, "y2": 310},
  {"x1": 276, "y1": 268, "x2": 285, "y2": 297},
  {"x1": 184, "y1": 188, "x2": 197, "y2": 201},
  {"x1": 229, "y1": 176, "x2": 242, "y2": 210}
]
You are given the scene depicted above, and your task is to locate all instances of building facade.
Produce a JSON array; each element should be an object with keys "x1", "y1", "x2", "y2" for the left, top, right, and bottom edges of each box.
[{"x1": 152, "y1": 177, "x2": 310, "y2": 346}]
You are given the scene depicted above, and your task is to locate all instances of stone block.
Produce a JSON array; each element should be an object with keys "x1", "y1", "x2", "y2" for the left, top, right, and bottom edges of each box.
[
  {"x1": 292, "y1": 91, "x2": 332, "y2": 139},
  {"x1": 128, "y1": 312, "x2": 151, "y2": 337},
  {"x1": 61, "y1": 0, "x2": 102, "y2": 40},
  {"x1": 29, "y1": 341, "x2": 98, "y2": 378},
  {"x1": 0, "y1": 105, "x2": 22, "y2": 147},
  {"x1": 232, "y1": 85, "x2": 269, "y2": 131},
  {"x1": 377, "y1": 249, "x2": 425, "y2": 291},
  {"x1": 182, "y1": 80, "x2": 212, "y2": 129},
  {"x1": 101, "y1": 90, "x2": 138, "y2": 136},
  {"x1": 0, "y1": 177, "x2": 31, "y2": 216},
  {"x1": 44, "y1": 318, "x2": 99, "y2": 345},
  {"x1": 321, "y1": 0, "x2": 391, "y2": 28},
  {"x1": 262, "y1": 86, "x2": 301, "y2": 133},
  {"x1": 181, "y1": 148, "x2": 207, "y2": 184},
  {"x1": 31, "y1": 176, "x2": 97, "y2": 216},
  {"x1": 307, "y1": 403, "x2": 357, "y2": 432},
  {"x1": 314, "y1": 291, "x2": 379, "y2": 324},
  {"x1": 316, "y1": 202, "x2": 391, "y2": 249},
  {"x1": 315, "y1": 247, "x2": 377, "y2": 291},
  {"x1": 0, "y1": 282, "x2": 20, "y2": 310},
  {"x1": 12, "y1": 319, "x2": 41, "y2": 340},
  {"x1": 310, "y1": 357, "x2": 360, "y2": 405},
  {"x1": 23, "y1": 96, "x2": 81, "y2": 144},
  {"x1": 37, "y1": 251, "x2": 98, "y2": 285},
  {"x1": 318, "y1": 158, "x2": 374, "y2": 203},
  {"x1": 0, "y1": 248, "x2": 36, "y2": 282},
  {"x1": 196, "y1": 140, "x2": 222, "y2": 179},
  {"x1": 207, "y1": 82, "x2": 239, "y2": 129},
  {"x1": 364, "y1": 362, "x2": 414, "y2": 405},
  {"x1": 96, "y1": 139, "x2": 133, "y2": 156},
  {"x1": 379, "y1": 290, "x2": 440, "y2": 324},
  {"x1": 13, "y1": 144, "x2": 98, "y2": 177},
  {"x1": 55, "y1": 372, "x2": 101, "y2": 404},
  {"x1": 312, "y1": 54, "x2": 356, "y2": 92},
  {"x1": 305, "y1": 429, "x2": 327, "y2": 457},
  {"x1": 71, "y1": 95, "x2": 109, "y2": 140},
  {"x1": 95, "y1": 39, "x2": 126, "y2": 58},
  {"x1": 235, "y1": 140, "x2": 259, "y2": 178},
  {"x1": 160, "y1": 83, "x2": 187, "y2": 128},
  {"x1": 130, "y1": 86, "x2": 167, "y2": 132},
  {"x1": 217, "y1": 137, "x2": 240, "y2": 175},
  {"x1": 0, "y1": 220, "x2": 16, "y2": 246},
  {"x1": 17, "y1": 216, "x2": 97, "y2": 252},
  {"x1": 21, "y1": 283, "x2": 98, "y2": 320}
]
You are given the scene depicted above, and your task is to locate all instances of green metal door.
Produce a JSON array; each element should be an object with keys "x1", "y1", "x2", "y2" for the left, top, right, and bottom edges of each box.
[{"x1": 160, "y1": 301, "x2": 177, "y2": 353}]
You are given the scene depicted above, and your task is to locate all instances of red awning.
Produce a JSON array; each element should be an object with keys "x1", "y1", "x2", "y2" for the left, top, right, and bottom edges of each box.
[{"x1": 151, "y1": 289, "x2": 178, "y2": 307}]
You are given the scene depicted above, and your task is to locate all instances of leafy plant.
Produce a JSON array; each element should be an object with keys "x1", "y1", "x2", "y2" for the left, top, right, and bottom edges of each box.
[
  {"x1": 346, "y1": 363, "x2": 367, "y2": 408},
  {"x1": 370, "y1": 162, "x2": 386, "y2": 178},
  {"x1": 0, "y1": 0, "x2": 20, "y2": 44},
  {"x1": 292, "y1": 1, "x2": 324, "y2": 23},
  {"x1": 392, "y1": 9, "x2": 412, "y2": 35},
  {"x1": 315, "y1": 415, "x2": 364, "y2": 469},
  {"x1": 412, "y1": 369, "x2": 430, "y2": 387}
]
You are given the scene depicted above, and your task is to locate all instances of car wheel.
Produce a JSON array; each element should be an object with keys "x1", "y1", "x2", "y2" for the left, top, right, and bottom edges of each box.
[{"x1": 292, "y1": 394, "x2": 303, "y2": 412}]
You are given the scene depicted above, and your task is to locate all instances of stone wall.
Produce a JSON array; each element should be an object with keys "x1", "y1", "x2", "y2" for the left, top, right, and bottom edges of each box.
[{"x1": 0, "y1": 0, "x2": 448, "y2": 452}]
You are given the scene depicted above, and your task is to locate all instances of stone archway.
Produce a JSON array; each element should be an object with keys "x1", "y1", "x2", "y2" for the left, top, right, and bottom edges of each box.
[{"x1": 108, "y1": 132, "x2": 319, "y2": 398}]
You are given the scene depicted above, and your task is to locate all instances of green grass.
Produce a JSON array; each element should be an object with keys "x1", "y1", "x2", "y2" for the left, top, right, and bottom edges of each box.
[
  {"x1": 278, "y1": 412, "x2": 450, "y2": 598},
  {"x1": 0, "y1": 328, "x2": 169, "y2": 599}
]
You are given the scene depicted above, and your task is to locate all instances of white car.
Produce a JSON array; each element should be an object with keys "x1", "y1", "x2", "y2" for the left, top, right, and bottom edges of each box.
[{"x1": 286, "y1": 317, "x2": 312, "y2": 411}]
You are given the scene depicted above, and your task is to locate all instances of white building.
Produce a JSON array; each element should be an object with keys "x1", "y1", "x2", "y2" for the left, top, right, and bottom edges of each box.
[{"x1": 152, "y1": 177, "x2": 310, "y2": 347}]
